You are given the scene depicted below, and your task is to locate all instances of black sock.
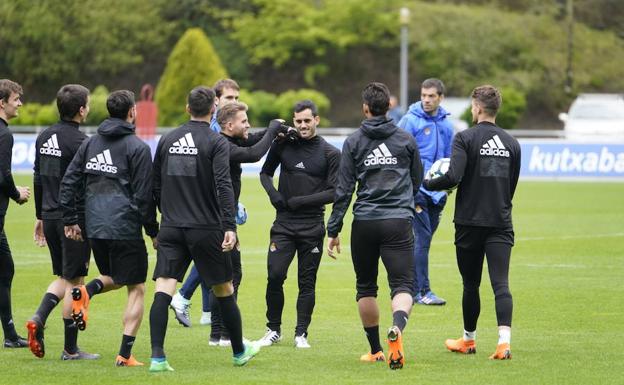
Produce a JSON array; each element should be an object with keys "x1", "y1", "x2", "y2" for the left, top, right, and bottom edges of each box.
[
  {"x1": 35, "y1": 293, "x2": 60, "y2": 325},
  {"x1": 85, "y1": 279, "x2": 104, "y2": 298},
  {"x1": 392, "y1": 310, "x2": 409, "y2": 332},
  {"x1": 119, "y1": 334, "x2": 136, "y2": 359},
  {"x1": 364, "y1": 326, "x2": 382, "y2": 354},
  {"x1": 150, "y1": 292, "x2": 171, "y2": 358},
  {"x1": 216, "y1": 295, "x2": 244, "y2": 355},
  {"x1": 0, "y1": 281, "x2": 18, "y2": 341},
  {"x1": 63, "y1": 318, "x2": 78, "y2": 354}
]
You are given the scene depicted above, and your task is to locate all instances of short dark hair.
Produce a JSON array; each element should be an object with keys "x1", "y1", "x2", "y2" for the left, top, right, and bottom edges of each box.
[
  {"x1": 362, "y1": 82, "x2": 390, "y2": 116},
  {"x1": 293, "y1": 100, "x2": 318, "y2": 116},
  {"x1": 56, "y1": 84, "x2": 90, "y2": 121},
  {"x1": 107, "y1": 90, "x2": 135, "y2": 119},
  {"x1": 0, "y1": 79, "x2": 23, "y2": 102},
  {"x1": 421, "y1": 78, "x2": 445, "y2": 96},
  {"x1": 213, "y1": 79, "x2": 240, "y2": 98},
  {"x1": 217, "y1": 101, "x2": 247, "y2": 127},
  {"x1": 187, "y1": 86, "x2": 216, "y2": 117},
  {"x1": 471, "y1": 85, "x2": 501, "y2": 117}
]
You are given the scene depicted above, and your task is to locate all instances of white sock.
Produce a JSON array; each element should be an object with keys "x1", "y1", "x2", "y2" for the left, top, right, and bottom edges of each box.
[
  {"x1": 498, "y1": 327, "x2": 511, "y2": 345},
  {"x1": 463, "y1": 329, "x2": 476, "y2": 341}
]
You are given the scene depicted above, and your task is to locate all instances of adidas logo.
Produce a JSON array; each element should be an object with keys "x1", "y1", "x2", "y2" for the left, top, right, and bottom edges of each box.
[
  {"x1": 86, "y1": 149, "x2": 118, "y2": 174},
  {"x1": 169, "y1": 132, "x2": 198, "y2": 155},
  {"x1": 364, "y1": 143, "x2": 397, "y2": 166},
  {"x1": 480, "y1": 135, "x2": 510, "y2": 157},
  {"x1": 40, "y1": 134, "x2": 62, "y2": 156},
  {"x1": 311, "y1": 246, "x2": 320, "y2": 254},
  {"x1": 295, "y1": 162, "x2": 305, "y2": 169}
]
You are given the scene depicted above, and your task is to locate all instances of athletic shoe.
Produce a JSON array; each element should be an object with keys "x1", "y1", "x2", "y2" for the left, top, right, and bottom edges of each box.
[
  {"x1": 199, "y1": 312, "x2": 212, "y2": 326},
  {"x1": 26, "y1": 319, "x2": 45, "y2": 358},
  {"x1": 233, "y1": 343, "x2": 260, "y2": 366},
  {"x1": 360, "y1": 351, "x2": 386, "y2": 362},
  {"x1": 3, "y1": 336, "x2": 28, "y2": 348},
  {"x1": 219, "y1": 338, "x2": 231, "y2": 347},
  {"x1": 386, "y1": 326, "x2": 405, "y2": 370},
  {"x1": 71, "y1": 286, "x2": 90, "y2": 331},
  {"x1": 115, "y1": 354, "x2": 144, "y2": 367},
  {"x1": 149, "y1": 359, "x2": 175, "y2": 372},
  {"x1": 61, "y1": 349, "x2": 101, "y2": 360},
  {"x1": 170, "y1": 292, "x2": 191, "y2": 328},
  {"x1": 256, "y1": 328, "x2": 281, "y2": 347},
  {"x1": 445, "y1": 338, "x2": 476, "y2": 354},
  {"x1": 489, "y1": 343, "x2": 512, "y2": 360},
  {"x1": 294, "y1": 334, "x2": 311, "y2": 348},
  {"x1": 208, "y1": 337, "x2": 220, "y2": 346},
  {"x1": 417, "y1": 290, "x2": 446, "y2": 306}
]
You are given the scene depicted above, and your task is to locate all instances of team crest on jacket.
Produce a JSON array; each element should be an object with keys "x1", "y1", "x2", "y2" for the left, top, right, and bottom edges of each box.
[
  {"x1": 424, "y1": 127, "x2": 431, "y2": 135},
  {"x1": 86, "y1": 149, "x2": 118, "y2": 174},
  {"x1": 480, "y1": 135, "x2": 510, "y2": 157},
  {"x1": 364, "y1": 143, "x2": 398, "y2": 166},
  {"x1": 40, "y1": 134, "x2": 62, "y2": 156},
  {"x1": 169, "y1": 132, "x2": 198, "y2": 155},
  {"x1": 269, "y1": 242, "x2": 277, "y2": 252}
]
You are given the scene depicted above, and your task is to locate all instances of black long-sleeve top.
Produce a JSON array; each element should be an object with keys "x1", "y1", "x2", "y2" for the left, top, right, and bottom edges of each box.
[
  {"x1": 0, "y1": 117, "x2": 20, "y2": 217},
  {"x1": 260, "y1": 135, "x2": 340, "y2": 223},
  {"x1": 34, "y1": 120, "x2": 88, "y2": 220},
  {"x1": 424, "y1": 121, "x2": 521, "y2": 229},
  {"x1": 154, "y1": 120, "x2": 236, "y2": 232},
  {"x1": 223, "y1": 124, "x2": 278, "y2": 206}
]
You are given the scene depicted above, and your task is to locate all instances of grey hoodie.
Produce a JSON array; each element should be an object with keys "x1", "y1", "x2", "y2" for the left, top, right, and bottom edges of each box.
[{"x1": 327, "y1": 115, "x2": 423, "y2": 237}]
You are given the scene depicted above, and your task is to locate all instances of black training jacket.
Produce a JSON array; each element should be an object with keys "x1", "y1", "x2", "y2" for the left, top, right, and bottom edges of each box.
[
  {"x1": 0, "y1": 118, "x2": 20, "y2": 219},
  {"x1": 60, "y1": 118, "x2": 158, "y2": 240},
  {"x1": 34, "y1": 120, "x2": 88, "y2": 220},
  {"x1": 154, "y1": 120, "x2": 235, "y2": 231},
  {"x1": 260, "y1": 135, "x2": 340, "y2": 223},
  {"x1": 424, "y1": 121, "x2": 521, "y2": 229},
  {"x1": 223, "y1": 123, "x2": 279, "y2": 206},
  {"x1": 327, "y1": 115, "x2": 423, "y2": 238}
]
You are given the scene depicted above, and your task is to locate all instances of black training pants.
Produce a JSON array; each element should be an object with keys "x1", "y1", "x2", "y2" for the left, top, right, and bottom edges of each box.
[{"x1": 455, "y1": 224, "x2": 514, "y2": 331}]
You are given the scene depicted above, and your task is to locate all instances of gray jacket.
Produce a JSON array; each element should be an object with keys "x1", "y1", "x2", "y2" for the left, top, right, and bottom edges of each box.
[{"x1": 327, "y1": 115, "x2": 423, "y2": 237}]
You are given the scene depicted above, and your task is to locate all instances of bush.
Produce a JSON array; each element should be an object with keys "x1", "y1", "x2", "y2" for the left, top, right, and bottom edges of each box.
[
  {"x1": 239, "y1": 90, "x2": 278, "y2": 127},
  {"x1": 274, "y1": 89, "x2": 331, "y2": 126},
  {"x1": 85, "y1": 85, "x2": 110, "y2": 126},
  {"x1": 156, "y1": 28, "x2": 228, "y2": 126},
  {"x1": 461, "y1": 86, "x2": 527, "y2": 129},
  {"x1": 12, "y1": 103, "x2": 57, "y2": 126}
]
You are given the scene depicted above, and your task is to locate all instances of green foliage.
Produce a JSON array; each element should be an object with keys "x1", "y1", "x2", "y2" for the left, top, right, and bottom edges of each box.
[
  {"x1": 0, "y1": 0, "x2": 175, "y2": 99},
  {"x1": 275, "y1": 89, "x2": 331, "y2": 126},
  {"x1": 239, "y1": 90, "x2": 278, "y2": 127},
  {"x1": 240, "y1": 88, "x2": 331, "y2": 127},
  {"x1": 461, "y1": 87, "x2": 527, "y2": 129},
  {"x1": 155, "y1": 28, "x2": 228, "y2": 126},
  {"x1": 85, "y1": 86, "x2": 110, "y2": 126},
  {"x1": 12, "y1": 102, "x2": 57, "y2": 126}
]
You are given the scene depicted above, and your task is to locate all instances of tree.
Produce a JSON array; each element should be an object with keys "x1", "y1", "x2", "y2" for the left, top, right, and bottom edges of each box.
[{"x1": 155, "y1": 28, "x2": 228, "y2": 126}]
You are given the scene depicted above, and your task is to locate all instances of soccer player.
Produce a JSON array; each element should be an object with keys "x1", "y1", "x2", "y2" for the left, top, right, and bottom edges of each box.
[
  {"x1": 170, "y1": 78, "x2": 241, "y2": 327},
  {"x1": 59, "y1": 90, "x2": 159, "y2": 367},
  {"x1": 256, "y1": 100, "x2": 340, "y2": 349},
  {"x1": 26, "y1": 84, "x2": 99, "y2": 360},
  {"x1": 326, "y1": 82, "x2": 423, "y2": 370},
  {"x1": 0, "y1": 79, "x2": 30, "y2": 349},
  {"x1": 149, "y1": 86, "x2": 259, "y2": 371},
  {"x1": 208, "y1": 101, "x2": 280, "y2": 346},
  {"x1": 397, "y1": 78, "x2": 454, "y2": 306},
  {"x1": 423, "y1": 85, "x2": 520, "y2": 360}
]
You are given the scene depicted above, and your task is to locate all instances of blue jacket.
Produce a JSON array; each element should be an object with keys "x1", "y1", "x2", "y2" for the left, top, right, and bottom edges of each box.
[
  {"x1": 210, "y1": 114, "x2": 221, "y2": 133},
  {"x1": 398, "y1": 101, "x2": 454, "y2": 204}
]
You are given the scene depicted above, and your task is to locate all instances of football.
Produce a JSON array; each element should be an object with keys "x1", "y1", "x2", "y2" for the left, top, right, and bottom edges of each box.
[{"x1": 426, "y1": 157, "x2": 451, "y2": 180}]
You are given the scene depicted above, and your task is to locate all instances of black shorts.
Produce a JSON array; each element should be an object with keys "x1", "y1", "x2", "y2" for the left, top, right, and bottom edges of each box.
[
  {"x1": 454, "y1": 224, "x2": 514, "y2": 250},
  {"x1": 89, "y1": 238, "x2": 148, "y2": 285},
  {"x1": 153, "y1": 227, "x2": 232, "y2": 286},
  {"x1": 43, "y1": 219, "x2": 90, "y2": 280},
  {"x1": 350, "y1": 218, "x2": 414, "y2": 301}
]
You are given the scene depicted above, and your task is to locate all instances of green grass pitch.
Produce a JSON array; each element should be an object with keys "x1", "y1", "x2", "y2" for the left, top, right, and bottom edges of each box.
[{"x1": 1, "y1": 175, "x2": 623, "y2": 384}]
